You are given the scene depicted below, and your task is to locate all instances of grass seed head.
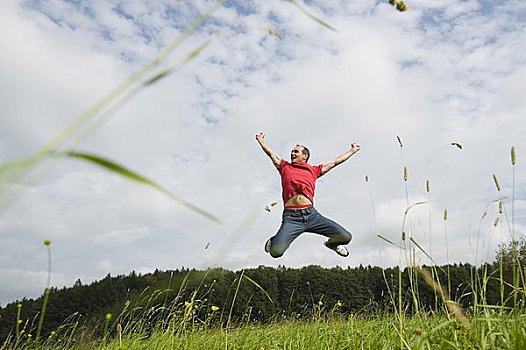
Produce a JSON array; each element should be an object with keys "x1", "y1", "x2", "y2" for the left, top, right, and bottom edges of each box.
[
  {"x1": 512, "y1": 146, "x2": 516, "y2": 165},
  {"x1": 499, "y1": 202, "x2": 503, "y2": 214},
  {"x1": 402, "y1": 231, "x2": 406, "y2": 241},
  {"x1": 268, "y1": 29, "x2": 283, "y2": 40},
  {"x1": 494, "y1": 217, "x2": 499, "y2": 226},
  {"x1": 396, "y1": 1, "x2": 407, "y2": 11},
  {"x1": 444, "y1": 209, "x2": 448, "y2": 221},
  {"x1": 493, "y1": 174, "x2": 501, "y2": 191},
  {"x1": 451, "y1": 142, "x2": 462, "y2": 149},
  {"x1": 44, "y1": 240, "x2": 51, "y2": 245},
  {"x1": 404, "y1": 167, "x2": 408, "y2": 181},
  {"x1": 426, "y1": 180, "x2": 430, "y2": 192},
  {"x1": 397, "y1": 136, "x2": 403, "y2": 147}
]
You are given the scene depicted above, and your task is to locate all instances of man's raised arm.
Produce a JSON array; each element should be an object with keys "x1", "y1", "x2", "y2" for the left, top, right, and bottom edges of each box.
[
  {"x1": 321, "y1": 142, "x2": 361, "y2": 175},
  {"x1": 256, "y1": 132, "x2": 281, "y2": 170}
]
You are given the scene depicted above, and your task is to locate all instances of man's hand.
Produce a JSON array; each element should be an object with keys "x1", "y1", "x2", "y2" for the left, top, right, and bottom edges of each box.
[
  {"x1": 256, "y1": 132, "x2": 265, "y2": 143},
  {"x1": 321, "y1": 142, "x2": 361, "y2": 175}
]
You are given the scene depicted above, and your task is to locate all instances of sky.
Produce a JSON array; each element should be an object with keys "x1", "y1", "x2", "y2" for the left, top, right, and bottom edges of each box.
[{"x1": 1, "y1": 0, "x2": 525, "y2": 306}]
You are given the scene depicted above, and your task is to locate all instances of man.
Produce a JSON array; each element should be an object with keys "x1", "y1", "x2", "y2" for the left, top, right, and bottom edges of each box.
[{"x1": 256, "y1": 132, "x2": 361, "y2": 258}]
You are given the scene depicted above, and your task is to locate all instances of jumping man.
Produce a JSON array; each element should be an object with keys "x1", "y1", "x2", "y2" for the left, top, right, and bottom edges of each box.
[{"x1": 256, "y1": 132, "x2": 361, "y2": 258}]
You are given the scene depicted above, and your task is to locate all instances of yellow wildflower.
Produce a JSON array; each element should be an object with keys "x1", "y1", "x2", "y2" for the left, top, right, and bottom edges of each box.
[{"x1": 211, "y1": 306, "x2": 219, "y2": 311}]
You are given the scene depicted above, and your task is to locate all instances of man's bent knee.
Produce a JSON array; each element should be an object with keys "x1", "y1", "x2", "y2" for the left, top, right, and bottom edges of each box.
[
  {"x1": 344, "y1": 231, "x2": 352, "y2": 244},
  {"x1": 332, "y1": 229, "x2": 352, "y2": 245}
]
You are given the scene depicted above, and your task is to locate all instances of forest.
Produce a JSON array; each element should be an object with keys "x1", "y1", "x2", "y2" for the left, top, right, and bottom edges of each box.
[{"x1": 0, "y1": 239, "x2": 524, "y2": 343}]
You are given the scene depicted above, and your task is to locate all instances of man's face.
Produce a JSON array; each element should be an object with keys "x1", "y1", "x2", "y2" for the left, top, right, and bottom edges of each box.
[{"x1": 291, "y1": 146, "x2": 307, "y2": 164}]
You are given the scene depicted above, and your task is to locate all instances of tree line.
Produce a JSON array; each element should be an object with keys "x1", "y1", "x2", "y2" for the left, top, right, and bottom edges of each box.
[{"x1": 1, "y1": 239, "x2": 524, "y2": 343}]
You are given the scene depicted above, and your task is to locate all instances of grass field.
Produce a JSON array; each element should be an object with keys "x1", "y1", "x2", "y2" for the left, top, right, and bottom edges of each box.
[{"x1": 19, "y1": 310, "x2": 524, "y2": 349}]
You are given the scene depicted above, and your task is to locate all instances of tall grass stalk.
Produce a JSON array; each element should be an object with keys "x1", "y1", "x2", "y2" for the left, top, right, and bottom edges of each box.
[
  {"x1": 13, "y1": 303, "x2": 22, "y2": 349},
  {"x1": 511, "y1": 147, "x2": 515, "y2": 238},
  {"x1": 102, "y1": 313, "x2": 112, "y2": 347},
  {"x1": 443, "y1": 209, "x2": 451, "y2": 296},
  {"x1": 425, "y1": 180, "x2": 441, "y2": 312},
  {"x1": 509, "y1": 147, "x2": 523, "y2": 309},
  {"x1": 35, "y1": 240, "x2": 52, "y2": 343}
]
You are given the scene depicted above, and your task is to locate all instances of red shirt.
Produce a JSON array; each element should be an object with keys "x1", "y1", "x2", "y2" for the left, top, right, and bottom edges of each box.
[{"x1": 278, "y1": 159, "x2": 323, "y2": 204}]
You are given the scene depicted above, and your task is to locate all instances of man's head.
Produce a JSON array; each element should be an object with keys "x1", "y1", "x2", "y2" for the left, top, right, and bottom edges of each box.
[{"x1": 291, "y1": 144, "x2": 310, "y2": 164}]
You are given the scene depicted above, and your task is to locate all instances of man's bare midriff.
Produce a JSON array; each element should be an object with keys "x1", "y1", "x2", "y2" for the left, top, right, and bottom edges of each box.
[{"x1": 284, "y1": 193, "x2": 313, "y2": 207}]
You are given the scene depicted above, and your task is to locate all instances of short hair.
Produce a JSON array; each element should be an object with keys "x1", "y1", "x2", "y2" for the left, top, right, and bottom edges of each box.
[{"x1": 297, "y1": 144, "x2": 310, "y2": 162}]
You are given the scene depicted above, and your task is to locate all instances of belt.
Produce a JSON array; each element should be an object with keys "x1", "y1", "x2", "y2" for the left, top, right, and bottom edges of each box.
[{"x1": 284, "y1": 206, "x2": 314, "y2": 216}]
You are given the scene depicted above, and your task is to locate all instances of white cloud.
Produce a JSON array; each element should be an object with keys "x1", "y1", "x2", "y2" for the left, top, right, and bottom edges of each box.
[
  {"x1": 93, "y1": 226, "x2": 151, "y2": 246},
  {"x1": 94, "y1": 259, "x2": 127, "y2": 273},
  {"x1": 0, "y1": 268, "x2": 71, "y2": 306}
]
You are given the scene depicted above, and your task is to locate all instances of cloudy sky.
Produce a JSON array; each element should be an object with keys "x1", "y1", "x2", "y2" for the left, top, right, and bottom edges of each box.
[{"x1": 1, "y1": 0, "x2": 525, "y2": 306}]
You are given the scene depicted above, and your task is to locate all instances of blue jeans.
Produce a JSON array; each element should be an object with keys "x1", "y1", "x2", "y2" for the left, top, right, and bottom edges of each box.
[{"x1": 267, "y1": 206, "x2": 352, "y2": 258}]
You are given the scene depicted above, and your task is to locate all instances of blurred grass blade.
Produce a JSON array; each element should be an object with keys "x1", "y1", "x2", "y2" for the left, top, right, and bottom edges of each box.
[
  {"x1": 145, "y1": 36, "x2": 217, "y2": 86},
  {"x1": 0, "y1": 1, "x2": 227, "y2": 202},
  {"x1": 242, "y1": 274, "x2": 273, "y2": 303},
  {"x1": 409, "y1": 237, "x2": 446, "y2": 274},
  {"x1": 287, "y1": 0, "x2": 337, "y2": 31},
  {"x1": 145, "y1": 27, "x2": 279, "y2": 86},
  {"x1": 378, "y1": 234, "x2": 404, "y2": 249},
  {"x1": 42, "y1": 0, "x2": 228, "y2": 150},
  {"x1": 66, "y1": 151, "x2": 221, "y2": 223}
]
